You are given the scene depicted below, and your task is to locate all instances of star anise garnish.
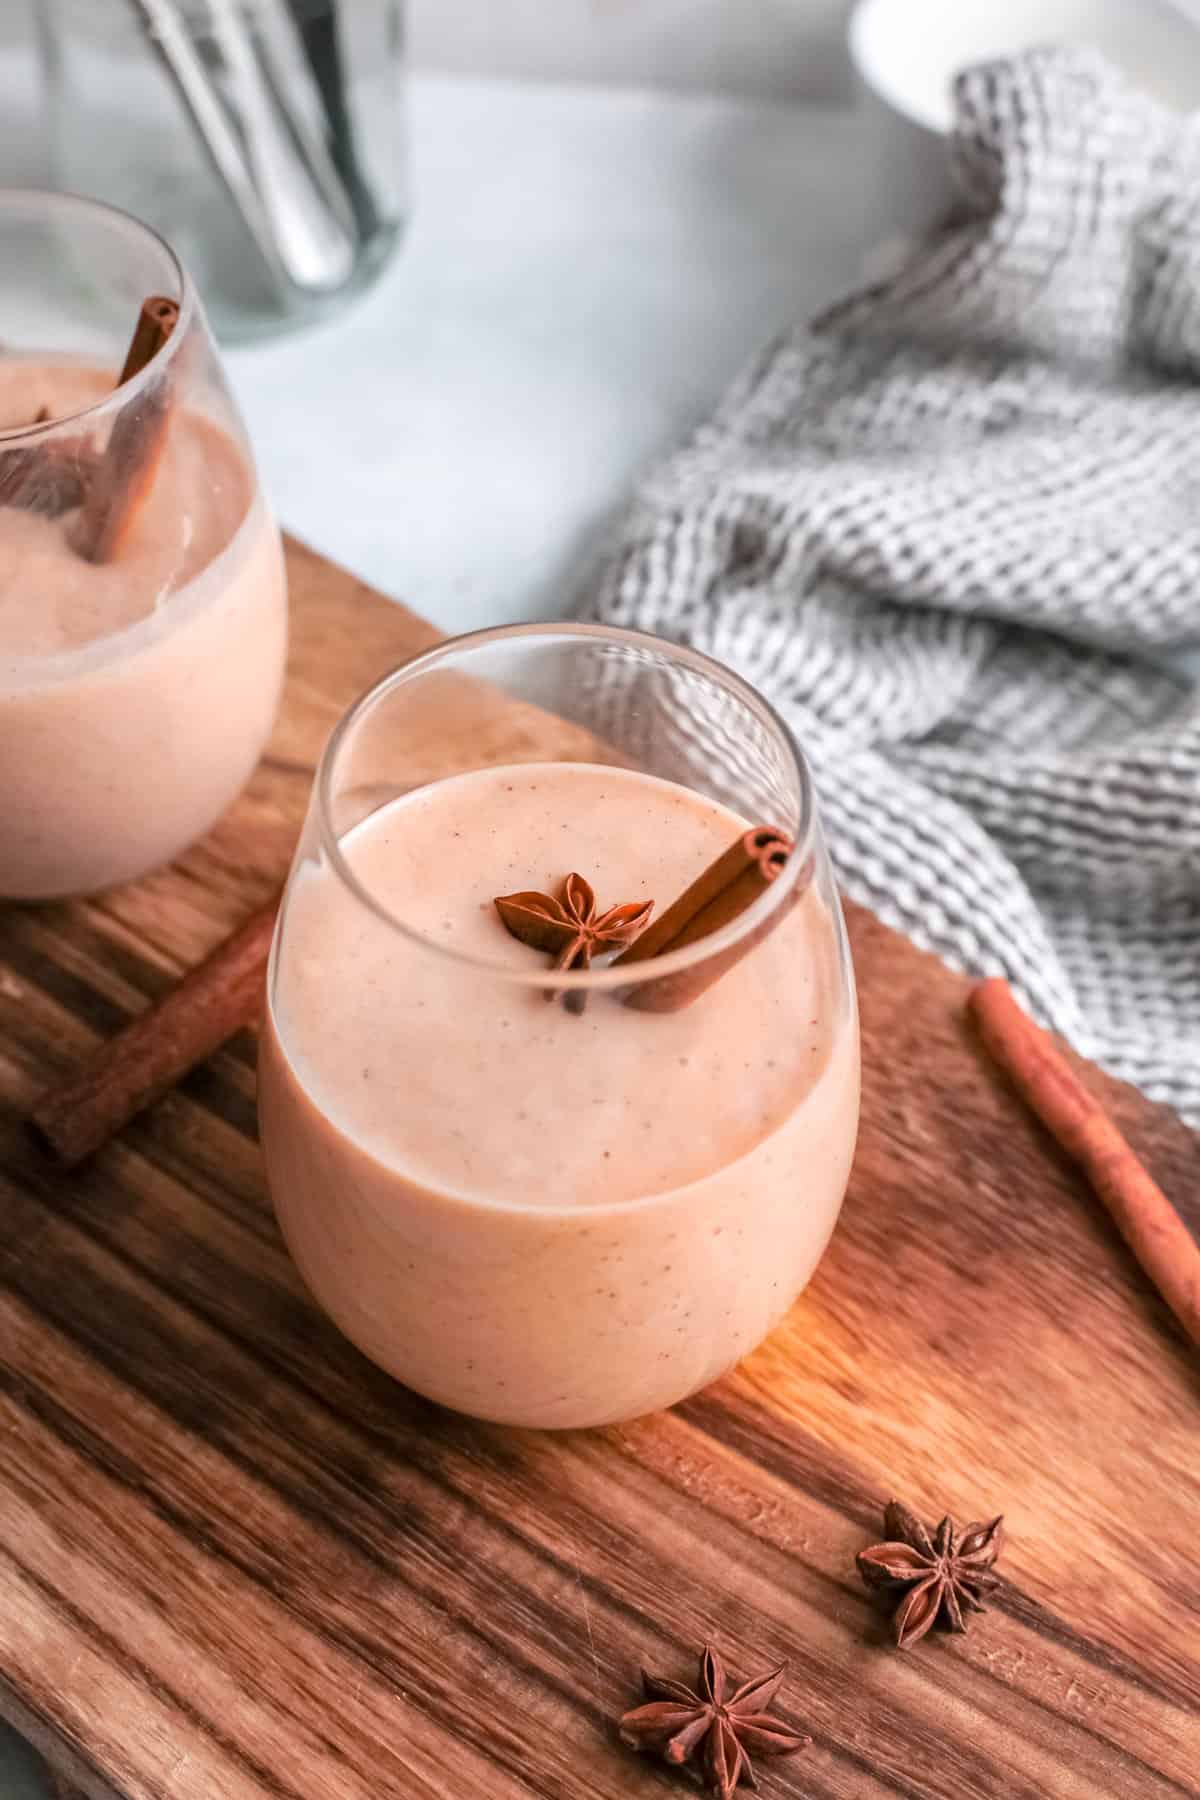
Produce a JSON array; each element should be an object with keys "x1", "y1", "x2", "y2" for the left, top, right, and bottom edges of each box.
[
  {"x1": 494, "y1": 873, "x2": 652, "y2": 1013},
  {"x1": 619, "y1": 1644, "x2": 810, "y2": 1799},
  {"x1": 857, "y1": 1500, "x2": 1004, "y2": 1650},
  {"x1": 0, "y1": 436, "x2": 97, "y2": 517}
]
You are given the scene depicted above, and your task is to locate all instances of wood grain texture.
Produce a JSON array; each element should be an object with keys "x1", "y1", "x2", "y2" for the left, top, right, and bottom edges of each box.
[{"x1": 1, "y1": 536, "x2": 1197, "y2": 1800}]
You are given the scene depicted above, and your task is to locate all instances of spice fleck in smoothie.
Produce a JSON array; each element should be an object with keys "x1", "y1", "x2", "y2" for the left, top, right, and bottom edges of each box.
[
  {"x1": 0, "y1": 332, "x2": 286, "y2": 898},
  {"x1": 260, "y1": 759, "x2": 859, "y2": 1428}
]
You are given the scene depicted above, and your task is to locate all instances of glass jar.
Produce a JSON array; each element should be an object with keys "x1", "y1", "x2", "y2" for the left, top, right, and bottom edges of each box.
[
  {"x1": 258, "y1": 624, "x2": 861, "y2": 1428},
  {"x1": 38, "y1": 1, "x2": 407, "y2": 342}
]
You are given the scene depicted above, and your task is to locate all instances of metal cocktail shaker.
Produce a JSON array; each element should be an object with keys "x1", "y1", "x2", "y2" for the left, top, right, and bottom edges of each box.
[{"x1": 39, "y1": 0, "x2": 407, "y2": 340}]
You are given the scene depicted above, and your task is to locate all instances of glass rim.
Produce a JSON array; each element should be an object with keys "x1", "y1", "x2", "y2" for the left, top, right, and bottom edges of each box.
[
  {"x1": 0, "y1": 188, "x2": 196, "y2": 442},
  {"x1": 312, "y1": 621, "x2": 817, "y2": 993}
]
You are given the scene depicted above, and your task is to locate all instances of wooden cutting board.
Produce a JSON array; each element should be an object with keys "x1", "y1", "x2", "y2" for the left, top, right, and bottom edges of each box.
[{"x1": 1, "y1": 538, "x2": 1197, "y2": 1800}]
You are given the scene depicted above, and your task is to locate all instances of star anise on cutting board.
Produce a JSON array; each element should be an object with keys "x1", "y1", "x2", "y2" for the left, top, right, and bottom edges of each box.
[
  {"x1": 619, "y1": 1644, "x2": 811, "y2": 1799},
  {"x1": 494, "y1": 873, "x2": 653, "y2": 1013},
  {"x1": 857, "y1": 1500, "x2": 1004, "y2": 1650}
]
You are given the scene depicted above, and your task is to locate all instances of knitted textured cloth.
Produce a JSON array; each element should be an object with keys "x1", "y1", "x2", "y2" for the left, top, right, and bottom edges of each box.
[{"x1": 581, "y1": 50, "x2": 1200, "y2": 1124}]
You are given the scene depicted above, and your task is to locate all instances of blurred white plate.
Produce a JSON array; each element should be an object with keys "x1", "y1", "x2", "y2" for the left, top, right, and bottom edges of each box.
[{"x1": 849, "y1": 0, "x2": 1200, "y2": 239}]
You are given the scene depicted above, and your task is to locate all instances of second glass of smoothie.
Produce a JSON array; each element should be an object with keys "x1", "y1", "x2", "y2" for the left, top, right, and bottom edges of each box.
[
  {"x1": 259, "y1": 626, "x2": 860, "y2": 1428},
  {"x1": 0, "y1": 191, "x2": 287, "y2": 899}
]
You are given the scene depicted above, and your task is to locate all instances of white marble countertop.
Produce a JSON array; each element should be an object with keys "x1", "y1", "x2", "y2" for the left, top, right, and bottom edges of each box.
[{"x1": 225, "y1": 73, "x2": 874, "y2": 635}]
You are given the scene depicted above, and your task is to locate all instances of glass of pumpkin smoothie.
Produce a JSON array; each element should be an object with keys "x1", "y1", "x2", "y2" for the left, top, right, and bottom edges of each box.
[
  {"x1": 259, "y1": 626, "x2": 859, "y2": 1428},
  {"x1": 0, "y1": 191, "x2": 287, "y2": 899}
]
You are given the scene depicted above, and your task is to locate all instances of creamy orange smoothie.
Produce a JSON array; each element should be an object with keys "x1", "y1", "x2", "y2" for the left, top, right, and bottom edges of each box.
[
  {"x1": 0, "y1": 361, "x2": 286, "y2": 898},
  {"x1": 259, "y1": 761, "x2": 860, "y2": 1428}
]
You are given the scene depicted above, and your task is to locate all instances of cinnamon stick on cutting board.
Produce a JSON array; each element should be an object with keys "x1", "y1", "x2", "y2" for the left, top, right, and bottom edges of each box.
[
  {"x1": 30, "y1": 899, "x2": 278, "y2": 1169},
  {"x1": 970, "y1": 977, "x2": 1200, "y2": 1349}
]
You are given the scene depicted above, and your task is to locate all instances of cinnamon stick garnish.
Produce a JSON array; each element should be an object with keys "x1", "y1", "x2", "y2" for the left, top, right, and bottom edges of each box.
[
  {"x1": 72, "y1": 294, "x2": 180, "y2": 564},
  {"x1": 116, "y1": 295, "x2": 181, "y2": 386},
  {"x1": 30, "y1": 897, "x2": 277, "y2": 1169},
  {"x1": 615, "y1": 826, "x2": 799, "y2": 1013},
  {"x1": 969, "y1": 977, "x2": 1200, "y2": 1349}
]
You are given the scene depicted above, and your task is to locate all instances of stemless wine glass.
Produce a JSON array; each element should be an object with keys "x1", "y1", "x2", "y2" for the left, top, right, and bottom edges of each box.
[
  {"x1": 0, "y1": 190, "x2": 287, "y2": 899},
  {"x1": 259, "y1": 625, "x2": 860, "y2": 1429}
]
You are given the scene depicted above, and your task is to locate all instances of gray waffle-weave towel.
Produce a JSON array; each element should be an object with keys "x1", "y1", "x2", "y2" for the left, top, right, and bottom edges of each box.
[{"x1": 581, "y1": 48, "x2": 1200, "y2": 1124}]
